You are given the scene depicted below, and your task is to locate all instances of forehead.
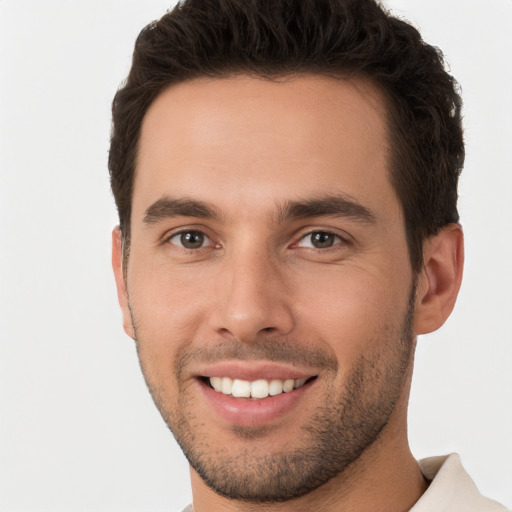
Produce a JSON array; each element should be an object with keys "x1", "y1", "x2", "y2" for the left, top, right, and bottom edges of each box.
[{"x1": 134, "y1": 74, "x2": 397, "y2": 223}]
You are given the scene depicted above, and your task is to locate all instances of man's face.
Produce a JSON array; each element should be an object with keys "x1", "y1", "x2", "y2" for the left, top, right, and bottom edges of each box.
[{"x1": 116, "y1": 75, "x2": 417, "y2": 501}]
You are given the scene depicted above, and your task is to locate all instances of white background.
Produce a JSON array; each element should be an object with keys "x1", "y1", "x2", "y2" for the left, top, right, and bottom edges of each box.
[{"x1": 0, "y1": 1, "x2": 511, "y2": 510}]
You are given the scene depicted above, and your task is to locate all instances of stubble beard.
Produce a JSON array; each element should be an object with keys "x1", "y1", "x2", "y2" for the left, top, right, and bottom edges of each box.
[{"x1": 132, "y1": 286, "x2": 416, "y2": 503}]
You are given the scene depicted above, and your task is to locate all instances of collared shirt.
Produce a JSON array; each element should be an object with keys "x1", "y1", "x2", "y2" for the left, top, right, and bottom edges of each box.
[
  {"x1": 411, "y1": 453, "x2": 509, "y2": 511},
  {"x1": 181, "y1": 453, "x2": 510, "y2": 512}
]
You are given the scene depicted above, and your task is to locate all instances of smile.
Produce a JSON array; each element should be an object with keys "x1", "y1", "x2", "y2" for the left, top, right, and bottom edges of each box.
[
  {"x1": 205, "y1": 376, "x2": 315, "y2": 399},
  {"x1": 196, "y1": 365, "x2": 319, "y2": 426}
]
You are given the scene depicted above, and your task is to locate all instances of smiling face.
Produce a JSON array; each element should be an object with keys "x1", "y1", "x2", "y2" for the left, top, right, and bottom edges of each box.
[{"x1": 114, "y1": 75, "x2": 421, "y2": 503}]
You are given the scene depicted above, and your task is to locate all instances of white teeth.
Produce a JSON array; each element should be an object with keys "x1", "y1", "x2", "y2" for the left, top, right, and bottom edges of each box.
[
  {"x1": 283, "y1": 379, "x2": 295, "y2": 393},
  {"x1": 231, "y1": 379, "x2": 251, "y2": 398},
  {"x1": 269, "y1": 379, "x2": 283, "y2": 396},
  {"x1": 210, "y1": 376, "x2": 222, "y2": 392},
  {"x1": 251, "y1": 379, "x2": 269, "y2": 399},
  {"x1": 221, "y1": 377, "x2": 233, "y2": 395},
  {"x1": 208, "y1": 376, "x2": 310, "y2": 399}
]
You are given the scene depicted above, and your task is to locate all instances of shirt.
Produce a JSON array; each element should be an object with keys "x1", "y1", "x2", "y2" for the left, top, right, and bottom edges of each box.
[
  {"x1": 181, "y1": 453, "x2": 510, "y2": 511},
  {"x1": 411, "y1": 453, "x2": 509, "y2": 511}
]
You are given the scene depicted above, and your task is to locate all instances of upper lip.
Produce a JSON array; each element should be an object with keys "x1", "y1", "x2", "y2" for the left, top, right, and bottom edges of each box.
[{"x1": 193, "y1": 360, "x2": 318, "y2": 381}]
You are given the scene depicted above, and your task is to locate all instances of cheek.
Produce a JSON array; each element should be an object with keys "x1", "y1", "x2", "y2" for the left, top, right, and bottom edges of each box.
[
  {"x1": 129, "y1": 256, "x2": 212, "y2": 331},
  {"x1": 128, "y1": 274, "x2": 199, "y2": 404},
  {"x1": 290, "y1": 262, "x2": 412, "y2": 358},
  {"x1": 126, "y1": 265, "x2": 216, "y2": 387}
]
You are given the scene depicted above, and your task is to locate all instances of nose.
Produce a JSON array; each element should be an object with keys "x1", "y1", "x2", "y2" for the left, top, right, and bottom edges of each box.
[{"x1": 209, "y1": 247, "x2": 295, "y2": 342}]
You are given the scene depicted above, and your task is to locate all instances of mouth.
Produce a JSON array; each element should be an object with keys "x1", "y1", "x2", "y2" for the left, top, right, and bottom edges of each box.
[
  {"x1": 200, "y1": 375, "x2": 318, "y2": 399},
  {"x1": 194, "y1": 362, "x2": 320, "y2": 427}
]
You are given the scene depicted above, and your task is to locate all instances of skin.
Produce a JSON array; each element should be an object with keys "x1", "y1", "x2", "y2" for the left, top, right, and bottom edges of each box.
[{"x1": 112, "y1": 75, "x2": 464, "y2": 512}]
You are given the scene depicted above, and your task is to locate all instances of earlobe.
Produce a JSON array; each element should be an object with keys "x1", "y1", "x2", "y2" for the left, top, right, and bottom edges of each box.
[
  {"x1": 112, "y1": 227, "x2": 136, "y2": 339},
  {"x1": 413, "y1": 224, "x2": 464, "y2": 335}
]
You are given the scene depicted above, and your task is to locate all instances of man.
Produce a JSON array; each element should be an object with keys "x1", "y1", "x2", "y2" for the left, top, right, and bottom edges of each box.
[{"x1": 109, "y1": 0, "x2": 509, "y2": 510}]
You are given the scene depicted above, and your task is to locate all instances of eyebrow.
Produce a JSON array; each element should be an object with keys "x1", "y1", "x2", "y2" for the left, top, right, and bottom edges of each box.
[
  {"x1": 142, "y1": 194, "x2": 376, "y2": 225},
  {"x1": 275, "y1": 195, "x2": 377, "y2": 224},
  {"x1": 143, "y1": 196, "x2": 222, "y2": 224}
]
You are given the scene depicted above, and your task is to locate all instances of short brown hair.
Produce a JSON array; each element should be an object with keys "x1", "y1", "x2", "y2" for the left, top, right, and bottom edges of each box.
[{"x1": 109, "y1": 0, "x2": 464, "y2": 272}]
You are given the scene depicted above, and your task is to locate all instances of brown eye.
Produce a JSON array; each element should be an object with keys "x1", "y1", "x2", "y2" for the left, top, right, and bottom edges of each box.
[
  {"x1": 169, "y1": 230, "x2": 210, "y2": 249},
  {"x1": 298, "y1": 231, "x2": 342, "y2": 249}
]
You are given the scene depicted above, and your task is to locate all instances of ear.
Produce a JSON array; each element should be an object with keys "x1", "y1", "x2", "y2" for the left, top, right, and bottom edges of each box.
[
  {"x1": 413, "y1": 224, "x2": 464, "y2": 335},
  {"x1": 112, "y1": 226, "x2": 136, "y2": 339}
]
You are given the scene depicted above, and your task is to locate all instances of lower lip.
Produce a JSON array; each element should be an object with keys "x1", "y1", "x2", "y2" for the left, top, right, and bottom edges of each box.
[{"x1": 198, "y1": 379, "x2": 313, "y2": 427}]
